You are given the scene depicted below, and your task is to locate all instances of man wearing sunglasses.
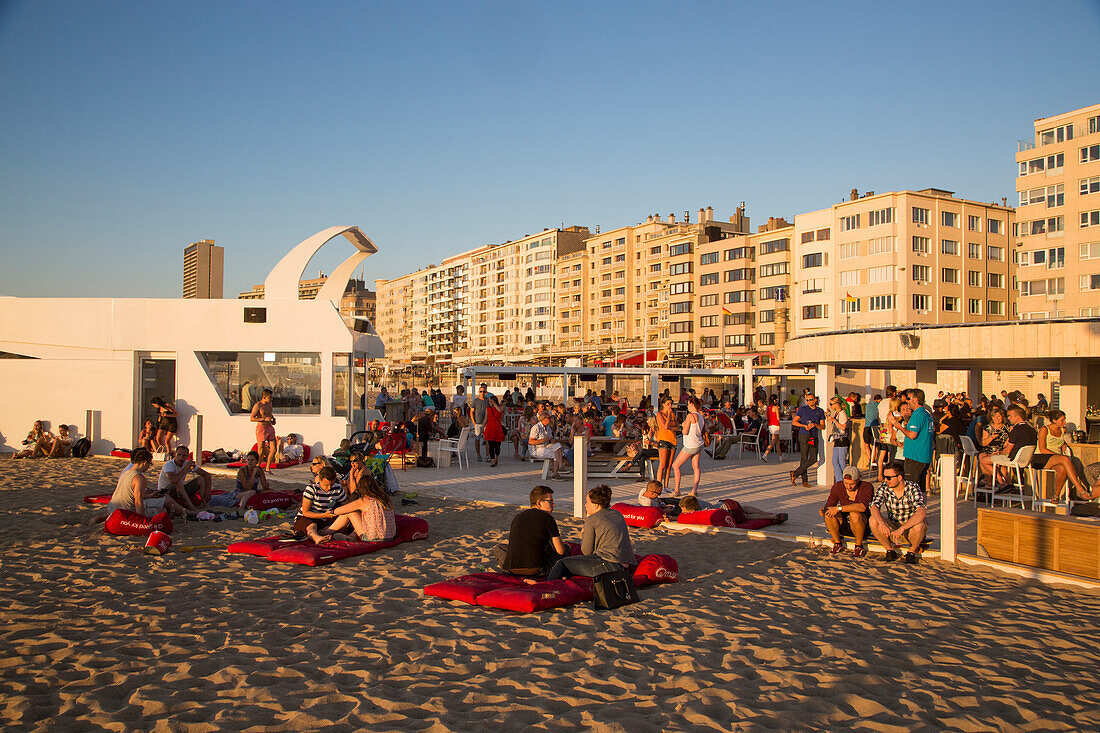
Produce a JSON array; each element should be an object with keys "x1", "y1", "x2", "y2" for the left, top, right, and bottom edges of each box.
[
  {"x1": 496, "y1": 485, "x2": 567, "y2": 578},
  {"x1": 868, "y1": 463, "x2": 927, "y2": 563}
]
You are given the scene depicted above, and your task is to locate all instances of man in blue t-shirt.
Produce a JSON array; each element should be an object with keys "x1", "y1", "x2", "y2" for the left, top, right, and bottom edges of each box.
[
  {"x1": 900, "y1": 388, "x2": 934, "y2": 488},
  {"x1": 790, "y1": 394, "x2": 826, "y2": 487},
  {"x1": 602, "y1": 406, "x2": 620, "y2": 437}
]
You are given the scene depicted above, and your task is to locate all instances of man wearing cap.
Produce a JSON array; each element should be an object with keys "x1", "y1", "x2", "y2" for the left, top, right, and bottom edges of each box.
[{"x1": 820, "y1": 466, "x2": 875, "y2": 557}]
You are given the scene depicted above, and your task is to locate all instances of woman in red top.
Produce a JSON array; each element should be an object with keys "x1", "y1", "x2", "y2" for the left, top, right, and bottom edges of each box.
[
  {"x1": 483, "y1": 394, "x2": 505, "y2": 467},
  {"x1": 762, "y1": 395, "x2": 782, "y2": 462}
]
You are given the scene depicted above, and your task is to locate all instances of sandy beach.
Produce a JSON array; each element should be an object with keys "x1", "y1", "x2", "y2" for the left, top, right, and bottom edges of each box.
[{"x1": 2, "y1": 457, "x2": 1099, "y2": 732}]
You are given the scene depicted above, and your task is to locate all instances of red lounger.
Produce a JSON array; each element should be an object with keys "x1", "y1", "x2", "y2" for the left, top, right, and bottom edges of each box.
[
  {"x1": 227, "y1": 444, "x2": 311, "y2": 469},
  {"x1": 676, "y1": 501, "x2": 784, "y2": 531},
  {"x1": 226, "y1": 514, "x2": 429, "y2": 566},
  {"x1": 612, "y1": 503, "x2": 664, "y2": 528},
  {"x1": 423, "y1": 553, "x2": 679, "y2": 613},
  {"x1": 244, "y1": 491, "x2": 297, "y2": 510},
  {"x1": 110, "y1": 449, "x2": 131, "y2": 459}
]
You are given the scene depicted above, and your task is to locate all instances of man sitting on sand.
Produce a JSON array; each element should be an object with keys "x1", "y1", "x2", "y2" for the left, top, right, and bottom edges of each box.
[
  {"x1": 820, "y1": 466, "x2": 874, "y2": 557},
  {"x1": 158, "y1": 446, "x2": 213, "y2": 513},
  {"x1": 47, "y1": 424, "x2": 76, "y2": 458},
  {"x1": 495, "y1": 485, "x2": 567, "y2": 578},
  {"x1": 105, "y1": 448, "x2": 196, "y2": 518},
  {"x1": 275, "y1": 433, "x2": 304, "y2": 464},
  {"x1": 292, "y1": 466, "x2": 349, "y2": 544},
  {"x1": 868, "y1": 462, "x2": 927, "y2": 564},
  {"x1": 546, "y1": 485, "x2": 636, "y2": 581}
]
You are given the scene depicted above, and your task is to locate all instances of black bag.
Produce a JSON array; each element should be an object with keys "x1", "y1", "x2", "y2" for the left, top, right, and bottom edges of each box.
[
  {"x1": 593, "y1": 563, "x2": 639, "y2": 611},
  {"x1": 212, "y1": 448, "x2": 232, "y2": 463},
  {"x1": 416, "y1": 456, "x2": 435, "y2": 468},
  {"x1": 71, "y1": 438, "x2": 91, "y2": 458}
]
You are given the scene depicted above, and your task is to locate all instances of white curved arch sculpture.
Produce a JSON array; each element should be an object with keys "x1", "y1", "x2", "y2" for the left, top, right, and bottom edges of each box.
[{"x1": 263, "y1": 225, "x2": 377, "y2": 303}]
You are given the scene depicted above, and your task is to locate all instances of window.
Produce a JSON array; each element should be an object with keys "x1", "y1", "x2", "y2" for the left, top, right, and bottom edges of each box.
[
  {"x1": 802, "y1": 253, "x2": 824, "y2": 268},
  {"x1": 602, "y1": 257, "x2": 612, "y2": 265},
  {"x1": 967, "y1": 298, "x2": 982, "y2": 315},
  {"x1": 987, "y1": 245, "x2": 1004, "y2": 261},
  {"x1": 1020, "y1": 278, "x2": 1065, "y2": 297},
  {"x1": 867, "y1": 207, "x2": 893, "y2": 226},
  {"x1": 759, "y1": 238, "x2": 790, "y2": 255},
  {"x1": 759, "y1": 332, "x2": 776, "y2": 346},
  {"x1": 670, "y1": 281, "x2": 693, "y2": 295},
  {"x1": 967, "y1": 215, "x2": 981, "y2": 232},
  {"x1": 801, "y1": 231, "x2": 815, "y2": 244},
  {"x1": 1020, "y1": 184, "x2": 1064, "y2": 208},
  {"x1": 817, "y1": 228, "x2": 831, "y2": 241},
  {"x1": 802, "y1": 305, "x2": 827, "y2": 319},
  {"x1": 758, "y1": 286, "x2": 783, "y2": 301},
  {"x1": 725, "y1": 334, "x2": 750, "y2": 348},
  {"x1": 988, "y1": 300, "x2": 1004, "y2": 315},
  {"x1": 669, "y1": 341, "x2": 693, "y2": 354},
  {"x1": 1028, "y1": 216, "x2": 1065, "y2": 235},
  {"x1": 669, "y1": 262, "x2": 692, "y2": 276},
  {"x1": 941, "y1": 239, "x2": 959, "y2": 255},
  {"x1": 912, "y1": 265, "x2": 931, "y2": 282},
  {"x1": 725, "y1": 267, "x2": 754, "y2": 282},
  {"x1": 868, "y1": 294, "x2": 894, "y2": 311},
  {"x1": 913, "y1": 294, "x2": 931, "y2": 311},
  {"x1": 942, "y1": 268, "x2": 959, "y2": 284},
  {"x1": 967, "y1": 270, "x2": 982, "y2": 287},
  {"x1": 912, "y1": 207, "x2": 930, "y2": 225},
  {"x1": 988, "y1": 219, "x2": 1002, "y2": 234},
  {"x1": 615, "y1": 254, "x2": 626, "y2": 262},
  {"x1": 1083, "y1": 176, "x2": 1100, "y2": 196},
  {"x1": 1040, "y1": 124, "x2": 1073, "y2": 145},
  {"x1": 988, "y1": 273, "x2": 1004, "y2": 288},
  {"x1": 700, "y1": 272, "x2": 719, "y2": 286},
  {"x1": 1021, "y1": 153, "x2": 1065, "y2": 175},
  {"x1": 968, "y1": 243, "x2": 982, "y2": 259},
  {"x1": 700, "y1": 336, "x2": 719, "y2": 349},
  {"x1": 700, "y1": 252, "x2": 719, "y2": 265},
  {"x1": 802, "y1": 278, "x2": 824, "y2": 294},
  {"x1": 1080, "y1": 144, "x2": 1100, "y2": 164},
  {"x1": 1081, "y1": 274, "x2": 1100, "y2": 291},
  {"x1": 759, "y1": 262, "x2": 788, "y2": 277},
  {"x1": 1081, "y1": 242, "x2": 1100, "y2": 260},
  {"x1": 201, "y1": 351, "x2": 322, "y2": 415},
  {"x1": 866, "y1": 236, "x2": 895, "y2": 255},
  {"x1": 725, "y1": 290, "x2": 753, "y2": 304},
  {"x1": 868, "y1": 265, "x2": 894, "y2": 283},
  {"x1": 650, "y1": 246, "x2": 662, "y2": 255},
  {"x1": 614, "y1": 287, "x2": 625, "y2": 295},
  {"x1": 840, "y1": 298, "x2": 861, "y2": 314},
  {"x1": 1091, "y1": 115, "x2": 1100, "y2": 135},
  {"x1": 615, "y1": 237, "x2": 625, "y2": 246},
  {"x1": 839, "y1": 241, "x2": 860, "y2": 259},
  {"x1": 700, "y1": 294, "x2": 719, "y2": 307},
  {"x1": 839, "y1": 269, "x2": 861, "y2": 286},
  {"x1": 670, "y1": 301, "x2": 692, "y2": 314},
  {"x1": 724, "y1": 246, "x2": 752, "y2": 260},
  {"x1": 912, "y1": 236, "x2": 930, "y2": 254},
  {"x1": 669, "y1": 321, "x2": 693, "y2": 333},
  {"x1": 700, "y1": 315, "x2": 719, "y2": 327},
  {"x1": 725, "y1": 312, "x2": 752, "y2": 326},
  {"x1": 670, "y1": 242, "x2": 692, "y2": 257},
  {"x1": 840, "y1": 214, "x2": 860, "y2": 231},
  {"x1": 1046, "y1": 247, "x2": 1065, "y2": 269},
  {"x1": 1082, "y1": 210, "x2": 1100, "y2": 228},
  {"x1": 942, "y1": 211, "x2": 959, "y2": 227},
  {"x1": 759, "y1": 309, "x2": 776, "y2": 323}
]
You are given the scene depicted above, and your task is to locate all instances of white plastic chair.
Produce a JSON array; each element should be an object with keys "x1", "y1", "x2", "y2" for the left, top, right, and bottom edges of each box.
[
  {"x1": 988, "y1": 445, "x2": 1037, "y2": 510},
  {"x1": 778, "y1": 422, "x2": 792, "y2": 459},
  {"x1": 737, "y1": 430, "x2": 760, "y2": 458},
  {"x1": 957, "y1": 436, "x2": 980, "y2": 500},
  {"x1": 437, "y1": 427, "x2": 471, "y2": 469}
]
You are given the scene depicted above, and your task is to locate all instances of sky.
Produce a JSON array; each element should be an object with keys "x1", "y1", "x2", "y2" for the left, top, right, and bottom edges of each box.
[{"x1": 1, "y1": 0, "x2": 1099, "y2": 299}]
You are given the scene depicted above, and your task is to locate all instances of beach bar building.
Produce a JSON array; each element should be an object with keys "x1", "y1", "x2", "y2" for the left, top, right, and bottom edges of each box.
[{"x1": 0, "y1": 226, "x2": 384, "y2": 457}]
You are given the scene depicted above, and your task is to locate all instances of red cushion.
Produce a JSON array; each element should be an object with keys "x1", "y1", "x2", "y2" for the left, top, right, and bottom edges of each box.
[
  {"x1": 394, "y1": 514, "x2": 430, "y2": 542},
  {"x1": 260, "y1": 514, "x2": 428, "y2": 566},
  {"x1": 110, "y1": 449, "x2": 131, "y2": 458},
  {"x1": 243, "y1": 491, "x2": 297, "y2": 510},
  {"x1": 104, "y1": 509, "x2": 172, "y2": 536},
  {"x1": 423, "y1": 573, "x2": 527, "y2": 605},
  {"x1": 735, "y1": 518, "x2": 776, "y2": 530},
  {"x1": 227, "y1": 536, "x2": 293, "y2": 557},
  {"x1": 677, "y1": 508, "x2": 736, "y2": 528},
  {"x1": 633, "y1": 554, "x2": 679, "y2": 585},
  {"x1": 84, "y1": 493, "x2": 111, "y2": 504},
  {"x1": 720, "y1": 499, "x2": 748, "y2": 524},
  {"x1": 563, "y1": 541, "x2": 583, "y2": 557},
  {"x1": 474, "y1": 577, "x2": 594, "y2": 613},
  {"x1": 612, "y1": 503, "x2": 664, "y2": 529}
]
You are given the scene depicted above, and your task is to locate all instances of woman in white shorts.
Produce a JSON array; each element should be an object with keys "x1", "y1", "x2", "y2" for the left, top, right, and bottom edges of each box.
[
  {"x1": 762, "y1": 395, "x2": 782, "y2": 462},
  {"x1": 671, "y1": 397, "x2": 705, "y2": 497}
]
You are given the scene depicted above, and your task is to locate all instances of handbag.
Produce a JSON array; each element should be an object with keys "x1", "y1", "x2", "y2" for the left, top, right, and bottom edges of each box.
[{"x1": 592, "y1": 562, "x2": 639, "y2": 611}]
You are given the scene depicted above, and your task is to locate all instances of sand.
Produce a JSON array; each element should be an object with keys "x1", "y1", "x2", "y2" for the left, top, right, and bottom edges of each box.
[{"x1": 2, "y1": 457, "x2": 1099, "y2": 732}]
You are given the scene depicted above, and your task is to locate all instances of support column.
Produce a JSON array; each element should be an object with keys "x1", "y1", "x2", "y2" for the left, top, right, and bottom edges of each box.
[
  {"x1": 939, "y1": 454, "x2": 956, "y2": 563},
  {"x1": 562, "y1": 372, "x2": 570, "y2": 405},
  {"x1": 966, "y1": 368, "x2": 983, "y2": 406},
  {"x1": 916, "y1": 360, "x2": 938, "y2": 400},
  {"x1": 650, "y1": 372, "x2": 661, "y2": 407},
  {"x1": 1060, "y1": 358, "x2": 1086, "y2": 431},
  {"x1": 741, "y1": 363, "x2": 753, "y2": 407},
  {"x1": 605, "y1": 373, "x2": 614, "y2": 400},
  {"x1": 573, "y1": 434, "x2": 588, "y2": 519},
  {"x1": 814, "y1": 364, "x2": 835, "y2": 487}
]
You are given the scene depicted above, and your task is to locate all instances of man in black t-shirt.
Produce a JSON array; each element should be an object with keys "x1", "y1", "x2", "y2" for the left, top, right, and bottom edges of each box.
[
  {"x1": 980, "y1": 405, "x2": 1038, "y2": 487},
  {"x1": 496, "y1": 485, "x2": 567, "y2": 577}
]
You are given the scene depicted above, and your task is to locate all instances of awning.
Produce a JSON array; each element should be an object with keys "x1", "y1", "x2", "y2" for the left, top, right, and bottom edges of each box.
[{"x1": 592, "y1": 349, "x2": 661, "y2": 367}]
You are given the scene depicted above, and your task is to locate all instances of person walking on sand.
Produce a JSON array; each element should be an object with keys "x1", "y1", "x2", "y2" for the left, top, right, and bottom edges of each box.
[
  {"x1": 250, "y1": 388, "x2": 278, "y2": 469},
  {"x1": 670, "y1": 397, "x2": 705, "y2": 497}
]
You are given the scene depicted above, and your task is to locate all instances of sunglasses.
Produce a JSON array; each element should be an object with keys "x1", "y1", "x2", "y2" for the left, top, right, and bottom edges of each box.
[{"x1": 883, "y1": 473, "x2": 901, "y2": 479}]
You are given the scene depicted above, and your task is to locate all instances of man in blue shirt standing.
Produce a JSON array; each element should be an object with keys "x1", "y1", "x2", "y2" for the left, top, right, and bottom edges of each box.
[
  {"x1": 790, "y1": 394, "x2": 826, "y2": 487},
  {"x1": 899, "y1": 388, "x2": 934, "y2": 489},
  {"x1": 860, "y1": 393, "x2": 881, "y2": 470}
]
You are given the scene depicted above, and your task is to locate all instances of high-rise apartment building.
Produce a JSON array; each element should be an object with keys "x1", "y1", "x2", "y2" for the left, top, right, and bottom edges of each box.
[
  {"x1": 183, "y1": 239, "x2": 223, "y2": 299},
  {"x1": 1014, "y1": 102, "x2": 1100, "y2": 319},
  {"x1": 240, "y1": 275, "x2": 376, "y2": 324}
]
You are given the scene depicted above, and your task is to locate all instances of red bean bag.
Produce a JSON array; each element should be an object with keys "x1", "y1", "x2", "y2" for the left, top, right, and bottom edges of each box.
[
  {"x1": 84, "y1": 493, "x2": 112, "y2": 504},
  {"x1": 736, "y1": 518, "x2": 777, "y2": 530},
  {"x1": 633, "y1": 554, "x2": 680, "y2": 584},
  {"x1": 227, "y1": 444, "x2": 311, "y2": 469},
  {"x1": 676, "y1": 508, "x2": 736, "y2": 528},
  {"x1": 475, "y1": 577, "x2": 595, "y2": 614},
  {"x1": 104, "y1": 509, "x2": 173, "y2": 536},
  {"x1": 110, "y1": 449, "x2": 131, "y2": 459},
  {"x1": 423, "y1": 572, "x2": 529, "y2": 605},
  {"x1": 612, "y1": 503, "x2": 664, "y2": 529},
  {"x1": 720, "y1": 499, "x2": 748, "y2": 524},
  {"x1": 243, "y1": 491, "x2": 297, "y2": 510},
  {"x1": 227, "y1": 537, "x2": 294, "y2": 557}
]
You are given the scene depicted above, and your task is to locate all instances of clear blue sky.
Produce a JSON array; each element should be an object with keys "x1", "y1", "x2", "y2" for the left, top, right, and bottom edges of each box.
[{"x1": 1, "y1": 0, "x2": 1098, "y2": 298}]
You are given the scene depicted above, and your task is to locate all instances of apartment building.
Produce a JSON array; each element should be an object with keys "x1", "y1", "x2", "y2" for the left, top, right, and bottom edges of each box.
[
  {"x1": 240, "y1": 275, "x2": 376, "y2": 324},
  {"x1": 183, "y1": 239, "x2": 223, "y2": 299},
  {"x1": 374, "y1": 274, "x2": 416, "y2": 365},
  {"x1": 1014, "y1": 102, "x2": 1100, "y2": 319},
  {"x1": 787, "y1": 189, "x2": 1014, "y2": 337}
]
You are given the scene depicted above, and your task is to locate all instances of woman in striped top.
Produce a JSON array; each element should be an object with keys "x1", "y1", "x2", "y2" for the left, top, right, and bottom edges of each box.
[{"x1": 292, "y1": 466, "x2": 349, "y2": 543}]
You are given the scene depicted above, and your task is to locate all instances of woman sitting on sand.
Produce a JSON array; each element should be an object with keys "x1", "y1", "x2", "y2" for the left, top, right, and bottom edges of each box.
[
  {"x1": 330, "y1": 454, "x2": 396, "y2": 542},
  {"x1": 13, "y1": 420, "x2": 50, "y2": 459},
  {"x1": 138, "y1": 419, "x2": 157, "y2": 453}
]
